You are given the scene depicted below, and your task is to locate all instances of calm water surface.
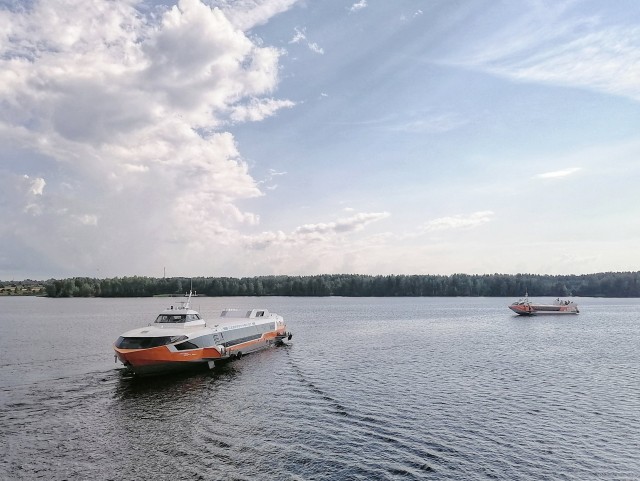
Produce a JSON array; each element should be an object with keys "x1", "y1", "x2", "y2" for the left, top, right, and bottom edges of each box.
[{"x1": 1, "y1": 296, "x2": 639, "y2": 480}]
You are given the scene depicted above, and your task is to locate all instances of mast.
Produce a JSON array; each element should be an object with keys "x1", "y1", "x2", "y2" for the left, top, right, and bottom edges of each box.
[{"x1": 185, "y1": 279, "x2": 194, "y2": 309}]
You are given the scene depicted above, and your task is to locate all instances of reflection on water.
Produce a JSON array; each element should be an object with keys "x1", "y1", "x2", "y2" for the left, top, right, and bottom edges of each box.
[
  {"x1": 113, "y1": 363, "x2": 240, "y2": 401},
  {"x1": 1, "y1": 296, "x2": 640, "y2": 480}
]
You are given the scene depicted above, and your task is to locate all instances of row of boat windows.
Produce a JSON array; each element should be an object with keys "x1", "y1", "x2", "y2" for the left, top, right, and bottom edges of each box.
[
  {"x1": 220, "y1": 323, "x2": 275, "y2": 340},
  {"x1": 155, "y1": 314, "x2": 201, "y2": 323},
  {"x1": 117, "y1": 323, "x2": 277, "y2": 350},
  {"x1": 116, "y1": 336, "x2": 177, "y2": 349},
  {"x1": 173, "y1": 332, "x2": 264, "y2": 350},
  {"x1": 222, "y1": 333, "x2": 262, "y2": 348},
  {"x1": 117, "y1": 334, "x2": 265, "y2": 351}
]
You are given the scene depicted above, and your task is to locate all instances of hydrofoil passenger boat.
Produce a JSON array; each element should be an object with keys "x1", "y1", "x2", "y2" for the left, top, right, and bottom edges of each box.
[
  {"x1": 509, "y1": 293, "x2": 579, "y2": 316},
  {"x1": 114, "y1": 292, "x2": 292, "y2": 375}
]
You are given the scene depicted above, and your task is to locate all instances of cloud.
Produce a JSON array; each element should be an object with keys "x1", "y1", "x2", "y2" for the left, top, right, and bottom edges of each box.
[
  {"x1": 499, "y1": 28, "x2": 640, "y2": 101},
  {"x1": 390, "y1": 112, "x2": 467, "y2": 134},
  {"x1": 289, "y1": 26, "x2": 324, "y2": 54},
  {"x1": 258, "y1": 168, "x2": 287, "y2": 191},
  {"x1": 267, "y1": 168, "x2": 287, "y2": 177},
  {"x1": 230, "y1": 97, "x2": 295, "y2": 122},
  {"x1": 245, "y1": 212, "x2": 390, "y2": 249},
  {"x1": 289, "y1": 27, "x2": 306, "y2": 44},
  {"x1": 400, "y1": 9, "x2": 423, "y2": 22},
  {"x1": 422, "y1": 211, "x2": 494, "y2": 232},
  {"x1": 350, "y1": 1, "x2": 367, "y2": 13},
  {"x1": 218, "y1": 0, "x2": 301, "y2": 31},
  {"x1": 451, "y1": 2, "x2": 640, "y2": 102},
  {"x1": 73, "y1": 214, "x2": 99, "y2": 226},
  {"x1": 307, "y1": 42, "x2": 324, "y2": 55},
  {"x1": 0, "y1": 0, "x2": 296, "y2": 277},
  {"x1": 534, "y1": 167, "x2": 581, "y2": 179},
  {"x1": 24, "y1": 175, "x2": 46, "y2": 196},
  {"x1": 295, "y1": 212, "x2": 390, "y2": 236}
]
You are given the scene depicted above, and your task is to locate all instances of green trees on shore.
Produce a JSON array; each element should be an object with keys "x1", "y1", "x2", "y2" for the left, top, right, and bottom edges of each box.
[{"x1": 38, "y1": 271, "x2": 640, "y2": 298}]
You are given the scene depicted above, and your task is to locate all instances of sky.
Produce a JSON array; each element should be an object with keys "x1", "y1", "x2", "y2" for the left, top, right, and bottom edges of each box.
[{"x1": 1, "y1": 0, "x2": 639, "y2": 280}]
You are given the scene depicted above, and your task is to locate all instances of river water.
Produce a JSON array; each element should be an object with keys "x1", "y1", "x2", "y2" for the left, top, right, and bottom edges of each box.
[{"x1": 1, "y1": 296, "x2": 639, "y2": 480}]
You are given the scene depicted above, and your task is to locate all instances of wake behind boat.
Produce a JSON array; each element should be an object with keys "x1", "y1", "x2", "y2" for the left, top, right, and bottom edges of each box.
[
  {"x1": 113, "y1": 291, "x2": 292, "y2": 375},
  {"x1": 509, "y1": 293, "x2": 579, "y2": 316}
]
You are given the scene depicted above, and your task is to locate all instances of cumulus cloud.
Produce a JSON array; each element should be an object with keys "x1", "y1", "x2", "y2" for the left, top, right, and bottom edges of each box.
[
  {"x1": 296, "y1": 212, "x2": 390, "y2": 236},
  {"x1": 422, "y1": 211, "x2": 494, "y2": 232},
  {"x1": 350, "y1": 1, "x2": 367, "y2": 13},
  {"x1": 24, "y1": 175, "x2": 46, "y2": 196},
  {"x1": 231, "y1": 97, "x2": 295, "y2": 122},
  {"x1": 245, "y1": 212, "x2": 390, "y2": 249},
  {"x1": 0, "y1": 0, "x2": 296, "y2": 277},
  {"x1": 534, "y1": 167, "x2": 581, "y2": 179},
  {"x1": 217, "y1": 0, "x2": 301, "y2": 31}
]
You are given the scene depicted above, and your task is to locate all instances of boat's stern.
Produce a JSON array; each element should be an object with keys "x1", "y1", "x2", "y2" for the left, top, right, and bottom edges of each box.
[{"x1": 272, "y1": 314, "x2": 292, "y2": 343}]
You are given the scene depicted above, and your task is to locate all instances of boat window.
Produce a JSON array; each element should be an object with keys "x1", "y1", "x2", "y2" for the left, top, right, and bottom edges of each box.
[
  {"x1": 155, "y1": 314, "x2": 187, "y2": 323},
  {"x1": 116, "y1": 336, "x2": 176, "y2": 349},
  {"x1": 186, "y1": 314, "x2": 201, "y2": 321},
  {"x1": 175, "y1": 341, "x2": 200, "y2": 351}
]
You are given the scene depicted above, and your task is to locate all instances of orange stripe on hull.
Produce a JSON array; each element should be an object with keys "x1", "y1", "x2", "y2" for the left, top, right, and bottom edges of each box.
[
  {"x1": 114, "y1": 329, "x2": 286, "y2": 373},
  {"x1": 114, "y1": 345, "x2": 221, "y2": 367}
]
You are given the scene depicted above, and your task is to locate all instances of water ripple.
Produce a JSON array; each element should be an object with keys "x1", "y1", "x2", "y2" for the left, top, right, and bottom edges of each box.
[{"x1": 1, "y1": 297, "x2": 640, "y2": 480}]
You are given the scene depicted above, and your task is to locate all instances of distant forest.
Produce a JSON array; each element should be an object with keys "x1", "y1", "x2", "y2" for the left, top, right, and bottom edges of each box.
[{"x1": 31, "y1": 271, "x2": 640, "y2": 298}]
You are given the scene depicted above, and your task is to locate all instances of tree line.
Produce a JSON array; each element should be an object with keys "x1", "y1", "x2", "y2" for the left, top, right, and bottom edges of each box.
[{"x1": 39, "y1": 272, "x2": 640, "y2": 298}]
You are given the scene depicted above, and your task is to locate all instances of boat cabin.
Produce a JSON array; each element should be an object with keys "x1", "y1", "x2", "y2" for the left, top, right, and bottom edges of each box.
[{"x1": 152, "y1": 308, "x2": 206, "y2": 328}]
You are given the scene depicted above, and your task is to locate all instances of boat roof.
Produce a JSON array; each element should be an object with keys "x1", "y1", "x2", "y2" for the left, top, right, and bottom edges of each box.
[
  {"x1": 220, "y1": 308, "x2": 271, "y2": 319},
  {"x1": 120, "y1": 323, "x2": 209, "y2": 337},
  {"x1": 118, "y1": 306, "x2": 282, "y2": 338},
  {"x1": 206, "y1": 309, "x2": 282, "y2": 330},
  {"x1": 159, "y1": 306, "x2": 200, "y2": 316}
]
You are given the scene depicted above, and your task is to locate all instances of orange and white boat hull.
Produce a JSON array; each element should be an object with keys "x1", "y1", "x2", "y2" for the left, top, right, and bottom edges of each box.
[
  {"x1": 114, "y1": 323, "x2": 291, "y2": 376},
  {"x1": 509, "y1": 302, "x2": 579, "y2": 316}
]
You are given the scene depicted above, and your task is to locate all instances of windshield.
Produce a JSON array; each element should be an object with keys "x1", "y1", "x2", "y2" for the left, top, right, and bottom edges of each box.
[
  {"x1": 116, "y1": 336, "x2": 176, "y2": 349},
  {"x1": 155, "y1": 314, "x2": 186, "y2": 323},
  {"x1": 154, "y1": 313, "x2": 201, "y2": 323}
]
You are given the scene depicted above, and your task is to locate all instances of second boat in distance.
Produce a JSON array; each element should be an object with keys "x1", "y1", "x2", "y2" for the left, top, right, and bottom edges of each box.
[{"x1": 509, "y1": 293, "x2": 579, "y2": 316}]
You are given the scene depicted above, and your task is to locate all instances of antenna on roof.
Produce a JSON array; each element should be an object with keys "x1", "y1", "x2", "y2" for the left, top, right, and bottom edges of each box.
[{"x1": 184, "y1": 278, "x2": 193, "y2": 309}]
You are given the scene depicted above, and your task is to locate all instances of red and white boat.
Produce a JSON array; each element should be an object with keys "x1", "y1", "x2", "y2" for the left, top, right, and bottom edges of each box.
[
  {"x1": 509, "y1": 293, "x2": 579, "y2": 316},
  {"x1": 114, "y1": 292, "x2": 292, "y2": 375}
]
